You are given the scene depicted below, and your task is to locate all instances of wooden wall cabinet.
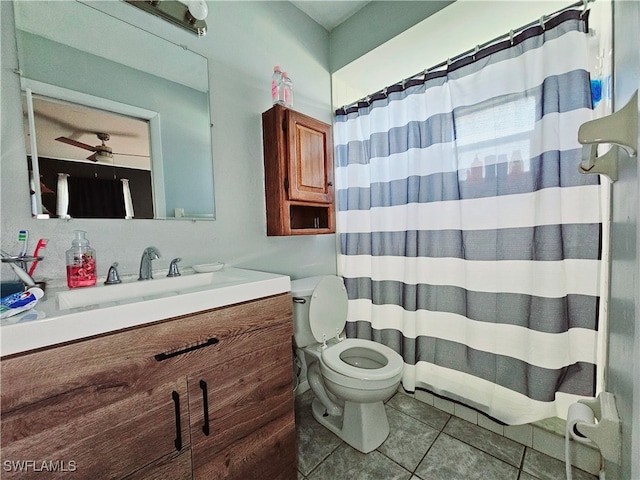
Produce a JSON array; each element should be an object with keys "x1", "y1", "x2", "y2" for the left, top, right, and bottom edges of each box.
[
  {"x1": 0, "y1": 294, "x2": 296, "y2": 480},
  {"x1": 262, "y1": 104, "x2": 335, "y2": 235}
]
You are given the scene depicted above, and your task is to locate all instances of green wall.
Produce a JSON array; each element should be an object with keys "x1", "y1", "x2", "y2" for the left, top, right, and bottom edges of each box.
[{"x1": 329, "y1": 1, "x2": 454, "y2": 73}]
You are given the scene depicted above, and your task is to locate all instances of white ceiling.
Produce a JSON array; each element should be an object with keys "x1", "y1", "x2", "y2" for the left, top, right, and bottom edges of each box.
[{"x1": 290, "y1": 1, "x2": 371, "y2": 31}]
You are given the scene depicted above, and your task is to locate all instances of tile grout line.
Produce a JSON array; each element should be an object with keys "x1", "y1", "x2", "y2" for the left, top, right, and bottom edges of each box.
[
  {"x1": 305, "y1": 438, "x2": 344, "y2": 479},
  {"x1": 409, "y1": 427, "x2": 448, "y2": 480}
]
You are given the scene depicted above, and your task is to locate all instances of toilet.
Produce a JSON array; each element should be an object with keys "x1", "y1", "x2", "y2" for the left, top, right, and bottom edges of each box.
[{"x1": 291, "y1": 275, "x2": 404, "y2": 453}]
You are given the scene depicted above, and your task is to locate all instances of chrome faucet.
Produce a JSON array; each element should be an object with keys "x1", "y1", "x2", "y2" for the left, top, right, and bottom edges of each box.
[
  {"x1": 167, "y1": 258, "x2": 181, "y2": 277},
  {"x1": 139, "y1": 247, "x2": 160, "y2": 281},
  {"x1": 104, "y1": 262, "x2": 122, "y2": 285}
]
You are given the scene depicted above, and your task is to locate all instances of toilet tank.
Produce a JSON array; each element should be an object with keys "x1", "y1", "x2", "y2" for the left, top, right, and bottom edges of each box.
[{"x1": 290, "y1": 276, "x2": 327, "y2": 348}]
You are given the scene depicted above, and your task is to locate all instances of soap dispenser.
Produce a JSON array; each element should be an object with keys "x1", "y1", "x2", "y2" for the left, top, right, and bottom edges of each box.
[{"x1": 66, "y1": 230, "x2": 97, "y2": 288}]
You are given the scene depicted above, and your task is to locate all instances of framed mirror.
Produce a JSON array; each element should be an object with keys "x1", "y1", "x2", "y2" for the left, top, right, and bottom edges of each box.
[{"x1": 14, "y1": 1, "x2": 215, "y2": 220}]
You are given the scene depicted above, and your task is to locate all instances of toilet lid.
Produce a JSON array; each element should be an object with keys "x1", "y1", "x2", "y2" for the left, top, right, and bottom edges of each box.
[{"x1": 308, "y1": 276, "x2": 348, "y2": 343}]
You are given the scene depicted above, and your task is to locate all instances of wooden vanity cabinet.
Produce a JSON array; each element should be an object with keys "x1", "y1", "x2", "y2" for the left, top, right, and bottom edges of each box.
[
  {"x1": 0, "y1": 293, "x2": 296, "y2": 480},
  {"x1": 262, "y1": 104, "x2": 335, "y2": 235}
]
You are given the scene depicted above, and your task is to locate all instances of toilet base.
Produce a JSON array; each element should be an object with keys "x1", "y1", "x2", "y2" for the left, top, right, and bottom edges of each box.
[{"x1": 311, "y1": 397, "x2": 390, "y2": 453}]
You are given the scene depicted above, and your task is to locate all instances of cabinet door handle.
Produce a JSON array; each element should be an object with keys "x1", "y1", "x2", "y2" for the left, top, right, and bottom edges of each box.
[
  {"x1": 172, "y1": 391, "x2": 182, "y2": 451},
  {"x1": 199, "y1": 379, "x2": 210, "y2": 436},
  {"x1": 154, "y1": 337, "x2": 219, "y2": 361}
]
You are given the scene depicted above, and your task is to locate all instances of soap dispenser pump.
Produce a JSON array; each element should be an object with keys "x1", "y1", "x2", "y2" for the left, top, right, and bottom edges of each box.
[{"x1": 66, "y1": 230, "x2": 97, "y2": 288}]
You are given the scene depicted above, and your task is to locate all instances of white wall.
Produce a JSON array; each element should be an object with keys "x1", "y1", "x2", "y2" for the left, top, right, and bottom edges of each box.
[
  {"x1": 1, "y1": 1, "x2": 337, "y2": 285},
  {"x1": 607, "y1": 1, "x2": 640, "y2": 478}
]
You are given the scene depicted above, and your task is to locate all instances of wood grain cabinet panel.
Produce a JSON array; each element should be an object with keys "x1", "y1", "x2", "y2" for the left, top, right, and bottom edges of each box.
[
  {"x1": 190, "y1": 337, "x2": 295, "y2": 479},
  {"x1": 1, "y1": 293, "x2": 296, "y2": 480},
  {"x1": 262, "y1": 104, "x2": 335, "y2": 235},
  {"x1": 287, "y1": 110, "x2": 333, "y2": 204},
  {"x1": 1, "y1": 329, "x2": 191, "y2": 480}
]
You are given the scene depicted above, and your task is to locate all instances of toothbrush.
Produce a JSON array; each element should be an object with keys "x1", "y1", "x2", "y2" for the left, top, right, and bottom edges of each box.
[
  {"x1": 18, "y1": 230, "x2": 28, "y2": 257},
  {"x1": 28, "y1": 238, "x2": 48, "y2": 276}
]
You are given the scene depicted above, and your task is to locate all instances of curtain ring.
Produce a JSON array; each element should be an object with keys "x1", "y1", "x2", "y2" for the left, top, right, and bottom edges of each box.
[
  {"x1": 382, "y1": 87, "x2": 388, "y2": 98},
  {"x1": 539, "y1": 15, "x2": 545, "y2": 30},
  {"x1": 473, "y1": 45, "x2": 479, "y2": 60},
  {"x1": 509, "y1": 29, "x2": 514, "y2": 46},
  {"x1": 581, "y1": 0, "x2": 590, "y2": 19}
]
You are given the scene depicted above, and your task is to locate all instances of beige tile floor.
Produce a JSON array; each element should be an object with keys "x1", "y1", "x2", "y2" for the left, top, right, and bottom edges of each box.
[{"x1": 295, "y1": 390, "x2": 598, "y2": 480}]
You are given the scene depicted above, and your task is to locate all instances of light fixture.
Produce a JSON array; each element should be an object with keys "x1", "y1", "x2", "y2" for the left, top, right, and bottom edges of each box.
[
  {"x1": 125, "y1": 0, "x2": 208, "y2": 37},
  {"x1": 186, "y1": 1, "x2": 208, "y2": 24}
]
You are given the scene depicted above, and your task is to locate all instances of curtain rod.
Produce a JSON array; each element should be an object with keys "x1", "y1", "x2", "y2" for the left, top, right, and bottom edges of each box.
[{"x1": 339, "y1": 0, "x2": 595, "y2": 113}]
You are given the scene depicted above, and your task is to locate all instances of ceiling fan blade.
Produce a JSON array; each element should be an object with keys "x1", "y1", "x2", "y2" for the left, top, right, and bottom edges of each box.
[
  {"x1": 56, "y1": 136, "x2": 97, "y2": 152},
  {"x1": 112, "y1": 152, "x2": 151, "y2": 157},
  {"x1": 86, "y1": 152, "x2": 99, "y2": 162}
]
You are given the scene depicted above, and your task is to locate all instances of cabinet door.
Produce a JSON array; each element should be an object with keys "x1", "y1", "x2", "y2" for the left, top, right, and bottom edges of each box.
[
  {"x1": 198, "y1": 409, "x2": 296, "y2": 480},
  {"x1": 1, "y1": 333, "x2": 191, "y2": 480},
  {"x1": 286, "y1": 110, "x2": 334, "y2": 204},
  {"x1": 189, "y1": 333, "x2": 296, "y2": 480}
]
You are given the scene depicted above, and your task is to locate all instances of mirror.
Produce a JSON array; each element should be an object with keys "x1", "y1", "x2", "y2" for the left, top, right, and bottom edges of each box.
[
  {"x1": 24, "y1": 91, "x2": 154, "y2": 219},
  {"x1": 14, "y1": 1, "x2": 215, "y2": 220}
]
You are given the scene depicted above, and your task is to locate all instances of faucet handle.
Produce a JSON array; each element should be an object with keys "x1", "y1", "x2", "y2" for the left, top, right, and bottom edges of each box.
[
  {"x1": 167, "y1": 258, "x2": 182, "y2": 277},
  {"x1": 104, "y1": 262, "x2": 122, "y2": 285}
]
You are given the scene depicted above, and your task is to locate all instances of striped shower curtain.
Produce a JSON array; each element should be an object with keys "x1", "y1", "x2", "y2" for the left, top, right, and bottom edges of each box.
[{"x1": 334, "y1": 10, "x2": 602, "y2": 425}]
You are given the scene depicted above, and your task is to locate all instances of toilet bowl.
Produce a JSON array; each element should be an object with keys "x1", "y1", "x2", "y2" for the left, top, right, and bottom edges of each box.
[{"x1": 291, "y1": 276, "x2": 404, "y2": 453}]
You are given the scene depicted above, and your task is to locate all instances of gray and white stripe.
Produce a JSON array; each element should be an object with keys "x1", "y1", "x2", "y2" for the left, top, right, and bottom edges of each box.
[{"x1": 335, "y1": 10, "x2": 601, "y2": 424}]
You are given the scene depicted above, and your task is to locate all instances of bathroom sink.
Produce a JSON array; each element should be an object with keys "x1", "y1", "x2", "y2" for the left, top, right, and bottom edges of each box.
[
  {"x1": 3, "y1": 267, "x2": 291, "y2": 357},
  {"x1": 57, "y1": 270, "x2": 242, "y2": 310}
]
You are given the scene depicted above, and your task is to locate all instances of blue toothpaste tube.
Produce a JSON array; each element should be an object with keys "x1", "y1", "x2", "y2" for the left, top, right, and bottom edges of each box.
[{"x1": 0, "y1": 287, "x2": 44, "y2": 319}]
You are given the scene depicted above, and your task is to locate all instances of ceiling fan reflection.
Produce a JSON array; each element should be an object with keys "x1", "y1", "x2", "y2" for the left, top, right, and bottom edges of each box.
[{"x1": 55, "y1": 132, "x2": 147, "y2": 162}]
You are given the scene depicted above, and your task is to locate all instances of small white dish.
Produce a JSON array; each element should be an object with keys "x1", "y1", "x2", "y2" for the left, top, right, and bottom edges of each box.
[{"x1": 193, "y1": 262, "x2": 225, "y2": 273}]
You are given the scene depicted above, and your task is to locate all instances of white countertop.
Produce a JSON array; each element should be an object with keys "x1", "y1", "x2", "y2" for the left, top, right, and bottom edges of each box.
[{"x1": 1, "y1": 267, "x2": 291, "y2": 357}]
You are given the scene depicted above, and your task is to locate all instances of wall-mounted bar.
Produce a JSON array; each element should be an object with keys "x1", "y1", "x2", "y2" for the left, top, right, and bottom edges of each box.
[{"x1": 578, "y1": 90, "x2": 638, "y2": 182}]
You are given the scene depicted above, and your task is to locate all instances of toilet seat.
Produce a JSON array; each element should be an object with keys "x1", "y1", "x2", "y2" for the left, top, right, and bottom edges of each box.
[{"x1": 321, "y1": 338, "x2": 404, "y2": 381}]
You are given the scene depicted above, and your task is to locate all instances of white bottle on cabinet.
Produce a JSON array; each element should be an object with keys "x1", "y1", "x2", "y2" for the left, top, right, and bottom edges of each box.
[
  {"x1": 271, "y1": 66, "x2": 284, "y2": 105},
  {"x1": 282, "y1": 72, "x2": 293, "y2": 108}
]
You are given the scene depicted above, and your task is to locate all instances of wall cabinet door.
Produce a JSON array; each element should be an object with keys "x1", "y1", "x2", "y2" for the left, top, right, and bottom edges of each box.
[{"x1": 286, "y1": 109, "x2": 334, "y2": 204}]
